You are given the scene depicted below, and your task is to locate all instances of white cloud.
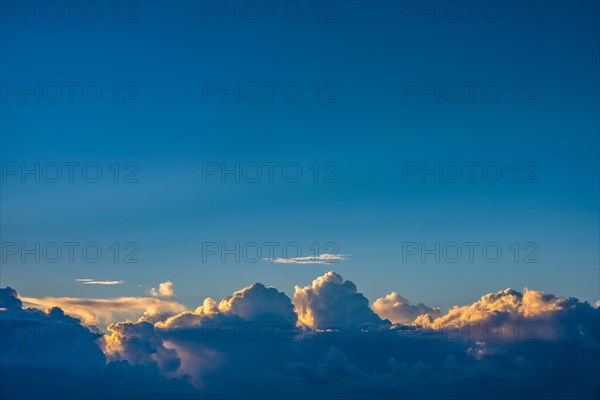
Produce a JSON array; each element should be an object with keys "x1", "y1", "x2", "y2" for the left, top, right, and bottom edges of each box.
[
  {"x1": 372, "y1": 292, "x2": 442, "y2": 324},
  {"x1": 157, "y1": 282, "x2": 296, "y2": 329},
  {"x1": 267, "y1": 253, "x2": 348, "y2": 265},
  {"x1": 151, "y1": 281, "x2": 175, "y2": 298},
  {"x1": 413, "y1": 288, "x2": 570, "y2": 329},
  {"x1": 218, "y1": 283, "x2": 297, "y2": 324},
  {"x1": 411, "y1": 287, "x2": 599, "y2": 349},
  {"x1": 77, "y1": 279, "x2": 125, "y2": 285},
  {"x1": 293, "y1": 271, "x2": 386, "y2": 329}
]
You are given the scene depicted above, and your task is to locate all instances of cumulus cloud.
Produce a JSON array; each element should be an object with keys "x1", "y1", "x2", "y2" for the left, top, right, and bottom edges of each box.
[
  {"x1": 372, "y1": 292, "x2": 442, "y2": 324},
  {"x1": 0, "y1": 287, "x2": 196, "y2": 400},
  {"x1": 413, "y1": 287, "x2": 577, "y2": 329},
  {"x1": 411, "y1": 287, "x2": 600, "y2": 368},
  {"x1": 0, "y1": 288, "x2": 106, "y2": 371},
  {"x1": 268, "y1": 253, "x2": 348, "y2": 264},
  {"x1": 293, "y1": 271, "x2": 387, "y2": 329},
  {"x1": 21, "y1": 295, "x2": 186, "y2": 327},
  {"x1": 0, "y1": 287, "x2": 23, "y2": 309},
  {"x1": 103, "y1": 320, "x2": 181, "y2": 375},
  {"x1": 151, "y1": 281, "x2": 175, "y2": 298},
  {"x1": 146, "y1": 282, "x2": 298, "y2": 388},
  {"x1": 157, "y1": 282, "x2": 297, "y2": 329},
  {"x1": 3, "y1": 272, "x2": 599, "y2": 399},
  {"x1": 218, "y1": 283, "x2": 297, "y2": 324}
]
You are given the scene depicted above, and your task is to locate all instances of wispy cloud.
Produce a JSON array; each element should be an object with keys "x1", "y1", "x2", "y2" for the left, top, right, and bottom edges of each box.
[
  {"x1": 21, "y1": 296, "x2": 186, "y2": 326},
  {"x1": 266, "y1": 254, "x2": 348, "y2": 265},
  {"x1": 76, "y1": 279, "x2": 125, "y2": 285}
]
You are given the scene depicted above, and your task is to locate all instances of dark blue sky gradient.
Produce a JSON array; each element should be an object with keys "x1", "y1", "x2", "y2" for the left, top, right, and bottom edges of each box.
[{"x1": 1, "y1": 1, "x2": 598, "y2": 310}]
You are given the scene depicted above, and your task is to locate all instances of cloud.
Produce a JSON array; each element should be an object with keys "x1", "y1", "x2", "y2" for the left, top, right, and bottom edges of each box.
[
  {"x1": 218, "y1": 283, "x2": 297, "y2": 324},
  {"x1": 267, "y1": 253, "x2": 347, "y2": 264},
  {"x1": 412, "y1": 287, "x2": 600, "y2": 367},
  {"x1": 372, "y1": 292, "x2": 442, "y2": 324},
  {"x1": 77, "y1": 279, "x2": 125, "y2": 285},
  {"x1": 0, "y1": 287, "x2": 23, "y2": 309},
  {"x1": 21, "y1": 295, "x2": 186, "y2": 327},
  {"x1": 0, "y1": 287, "x2": 197, "y2": 400},
  {"x1": 3, "y1": 273, "x2": 599, "y2": 399},
  {"x1": 151, "y1": 281, "x2": 175, "y2": 298},
  {"x1": 103, "y1": 320, "x2": 181, "y2": 375},
  {"x1": 145, "y1": 282, "x2": 299, "y2": 388},
  {"x1": 0, "y1": 289, "x2": 106, "y2": 370},
  {"x1": 156, "y1": 282, "x2": 297, "y2": 329},
  {"x1": 293, "y1": 271, "x2": 387, "y2": 329},
  {"x1": 413, "y1": 287, "x2": 576, "y2": 329}
]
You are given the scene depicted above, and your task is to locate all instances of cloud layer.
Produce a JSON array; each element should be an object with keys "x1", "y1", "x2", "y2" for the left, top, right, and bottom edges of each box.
[
  {"x1": 2, "y1": 272, "x2": 599, "y2": 399},
  {"x1": 21, "y1": 295, "x2": 186, "y2": 326}
]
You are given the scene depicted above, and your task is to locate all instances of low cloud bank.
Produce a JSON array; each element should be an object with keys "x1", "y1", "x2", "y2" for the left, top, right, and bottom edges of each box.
[{"x1": 2, "y1": 272, "x2": 598, "y2": 399}]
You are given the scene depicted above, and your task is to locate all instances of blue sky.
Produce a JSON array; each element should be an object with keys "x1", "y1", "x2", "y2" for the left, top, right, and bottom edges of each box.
[{"x1": 1, "y1": 0, "x2": 599, "y2": 312}]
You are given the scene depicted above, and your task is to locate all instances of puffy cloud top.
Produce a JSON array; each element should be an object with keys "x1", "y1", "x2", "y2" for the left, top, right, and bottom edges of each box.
[
  {"x1": 0, "y1": 287, "x2": 23, "y2": 310},
  {"x1": 151, "y1": 281, "x2": 175, "y2": 298},
  {"x1": 293, "y1": 271, "x2": 386, "y2": 329},
  {"x1": 218, "y1": 283, "x2": 297, "y2": 325},
  {"x1": 372, "y1": 292, "x2": 442, "y2": 324},
  {"x1": 414, "y1": 288, "x2": 576, "y2": 328},
  {"x1": 104, "y1": 320, "x2": 181, "y2": 374},
  {"x1": 157, "y1": 283, "x2": 296, "y2": 329}
]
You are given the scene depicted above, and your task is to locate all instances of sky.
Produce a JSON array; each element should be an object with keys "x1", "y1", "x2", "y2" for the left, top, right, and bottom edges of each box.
[
  {"x1": 1, "y1": 1, "x2": 599, "y2": 313},
  {"x1": 1, "y1": 1, "x2": 600, "y2": 399}
]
